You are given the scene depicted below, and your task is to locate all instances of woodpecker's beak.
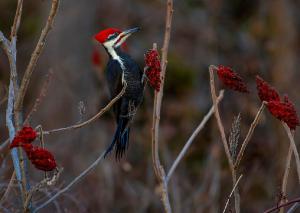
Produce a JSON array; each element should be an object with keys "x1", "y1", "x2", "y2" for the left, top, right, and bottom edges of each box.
[
  {"x1": 121, "y1": 27, "x2": 140, "y2": 37},
  {"x1": 114, "y1": 27, "x2": 140, "y2": 48}
]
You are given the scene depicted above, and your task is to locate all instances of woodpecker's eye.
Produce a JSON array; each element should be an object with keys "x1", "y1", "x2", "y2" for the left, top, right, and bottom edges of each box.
[{"x1": 107, "y1": 33, "x2": 119, "y2": 41}]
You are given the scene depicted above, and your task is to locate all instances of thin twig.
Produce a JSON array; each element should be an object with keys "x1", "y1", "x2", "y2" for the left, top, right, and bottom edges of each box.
[
  {"x1": 43, "y1": 83, "x2": 127, "y2": 135},
  {"x1": 0, "y1": 172, "x2": 16, "y2": 205},
  {"x1": 0, "y1": 97, "x2": 8, "y2": 106},
  {"x1": 264, "y1": 197, "x2": 300, "y2": 213},
  {"x1": 209, "y1": 65, "x2": 240, "y2": 213},
  {"x1": 0, "y1": 76, "x2": 121, "y2": 150},
  {"x1": 33, "y1": 151, "x2": 105, "y2": 212},
  {"x1": 287, "y1": 203, "x2": 300, "y2": 213},
  {"x1": 0, "y1": 87, "x2": 8, "y2": 106},
  {"x1": 14, "y1": 0, "x2": 60, "y2": 122},
  {"x1": 279, "y1": 143, "x2": 293, "y2": 213},
  {"x1": 282, "y1": 123, "x2": 300, "y2": 184},
  {"x1": 10, "y1": 0, "x2": 23, "y2": 40},
  {"x1": 23, "y1": 169, "x2": 62, "y2": 211},
  {"x1": 234, "y1": 102, "x2": 265, "y2": 168},
  {"x1": 166, "y1": 90, "x2": 224, "y2": 183},
  {"x1": 209, "y1": 65, "x2": 233, "y2": 169},
  {"x1": 151, "y1": 0, "x2": 173, "y2": 212},
  {"x1": 0, "y1": 31, "x2": 10, "y2": 51},
  {"x1": 222, "y1": 174, "x2": 243, "y2": 213},
  {"x1": 0, "y1": 139, "x2": 10, "y2": 152},
  {"x1": 24, "y1": 69, "x2": 54, "y2": 124}
]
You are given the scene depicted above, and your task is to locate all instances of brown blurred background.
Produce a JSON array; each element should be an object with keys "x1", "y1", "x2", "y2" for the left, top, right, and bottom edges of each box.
[{"x1": 1, "y1": 0, "x2": 300, "y2": 212}]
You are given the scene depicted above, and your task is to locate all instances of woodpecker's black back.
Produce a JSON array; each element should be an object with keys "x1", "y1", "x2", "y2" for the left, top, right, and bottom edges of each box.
[{"x1": 104, "y1": 48, "x2": 144, "y2": 159}]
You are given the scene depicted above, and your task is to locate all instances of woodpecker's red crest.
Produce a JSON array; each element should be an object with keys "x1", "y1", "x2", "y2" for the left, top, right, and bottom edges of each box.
[{"x1": 94, "y1": 28, "x2": 122, "y2": 44}]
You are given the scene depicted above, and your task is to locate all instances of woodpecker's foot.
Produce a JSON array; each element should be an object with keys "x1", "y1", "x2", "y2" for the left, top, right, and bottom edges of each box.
[{"x1": 142, "y1": 66, "x2": 149, "y2": 83}]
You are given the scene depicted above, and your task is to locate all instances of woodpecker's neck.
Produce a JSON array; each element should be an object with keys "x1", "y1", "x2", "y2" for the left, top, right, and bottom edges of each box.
[{"x1": 105, "y1": 46, "x2": 125, "y2": 70}]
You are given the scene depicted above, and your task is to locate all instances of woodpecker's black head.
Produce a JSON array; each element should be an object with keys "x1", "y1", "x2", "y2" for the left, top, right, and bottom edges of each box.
[{"x1": 94, "y1": 27, "x2": 140, "y2": 50}]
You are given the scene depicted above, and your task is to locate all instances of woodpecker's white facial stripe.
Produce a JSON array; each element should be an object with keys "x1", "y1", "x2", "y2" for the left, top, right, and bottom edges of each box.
[
  {"x1": 103, "y1": 35, "x2": 126, "y2": 80},
  {"x1": 103, "y1": 32, "x2": 130, "y2": 70},
  {"x1": 115, "y1": 34, "x2": 130, "y2": 48},
  {"x1": 103, "y1": 33, "x2": 124, "y2": 49}
]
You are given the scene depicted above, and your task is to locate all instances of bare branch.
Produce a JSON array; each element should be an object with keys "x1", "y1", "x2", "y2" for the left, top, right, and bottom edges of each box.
[
  {"x1": 24, "y1": 69, "x2": 54, "y2": 124},
  {"x1": 6, "y1": 81, "x2": 26, "y2": 202},
  {"x1": 1, "y1": 71, "x2": 120, "y2": 151},
  {"x1": 1, "y1": 1, "x2": 29, "y2": 205},
  {"x1": 14, "y1": 0, "x2": 60, "y2": 118},
  {"x1": 287, "y1": 203, "x2": 300, "y2": 213},
  {"x1": 222, "y1": 174, "x2": 243, "y2": 213},
  {"x1": 282, "y1": 123, "x2": 300, "y2": 184},
  {"x1": 166, "y1": 90, "x2": 224, "y2": 183},
  {"x1": 43, "y1": 83, "x2": 127, "y2": 135},
  {"x1": 23, "y1": 169, "x2": 62, "y2": 211},
  {"x1": 209, "y1": 65, "x2": 234, "y2": 169},
  {"x1": 1, "y1": 0, "x2": 58, "y2": 210},
  {"x1": 33, "y1": 151, "x2": 105, "y2": 212},
  {"x1": 0, "y1": 31, "x2": 10, "y2": 52},
  {"x1": 0, "y1": 97, "x2": 8, "y2": 106},
  {"x1": 0, "y1": 172, "x2": 16, "y2": 205},
  {"x1": 234, "y1": 102, "x2": 265, "y2": 168},
  {"x1": 0, "y1": 139, "x2": 10, "y2": 152},
  {"x1": 209, "y1": 65, "x2": 240, "y2": 213},
  {"x1": 264, "y1": 197, "x2": 300, "y2": 213},
  {"x1": 151, "y1": 0, "x2": 173, "y2": 212},
  {"x1": 280, "y1": 144, "x2": 293, "y2": 213},
  {"x1": 10, "y1": 0, "x2": 23, "y2": 40}
]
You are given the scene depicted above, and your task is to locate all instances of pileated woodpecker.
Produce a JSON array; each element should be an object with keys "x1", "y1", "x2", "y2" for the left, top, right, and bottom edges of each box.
[{"x1": 94, "y1": 27, "x2": 144, "y2": 159}]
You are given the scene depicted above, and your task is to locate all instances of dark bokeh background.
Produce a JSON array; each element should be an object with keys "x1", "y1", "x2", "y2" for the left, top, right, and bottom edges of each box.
[{"x1": 1, "y1": 0, "x2": 300, "y2": 212}]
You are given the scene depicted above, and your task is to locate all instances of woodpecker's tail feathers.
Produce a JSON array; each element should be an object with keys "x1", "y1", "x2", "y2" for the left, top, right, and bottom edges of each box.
[
  {"x1": 104, "y1": 118, "x2": 130, "y2": 160},
  {"x1": 115, "y1": 127, "x2": 130, "y2": 160}
]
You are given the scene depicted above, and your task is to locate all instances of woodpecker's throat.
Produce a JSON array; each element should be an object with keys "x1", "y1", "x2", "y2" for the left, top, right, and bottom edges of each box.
[
  {"x1": 103, "y1": 43, "x2": 126, "y2": 84},
  {"x1": 107, "y1": 46, "x2": 125, "y2": 69}
]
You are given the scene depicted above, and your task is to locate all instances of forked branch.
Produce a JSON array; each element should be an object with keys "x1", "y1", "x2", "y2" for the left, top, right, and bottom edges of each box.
[{"x1": 14, "y1": 0, "x2": 60, "y2": 120}]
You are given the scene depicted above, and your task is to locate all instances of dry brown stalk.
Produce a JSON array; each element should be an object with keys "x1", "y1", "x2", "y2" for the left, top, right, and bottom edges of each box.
[
  {"x1": 264, "y1": 196, "x2": 300, "y2": 213},
  {"x1": 234, "y1": 102, "x2": 265, "y2": 168},
  {"x1": 282, "y1": 123, "x2": 300, "y2": 184},
  {"x1": 14, "y1": 0, "x2": 60, "y2": 129},
  {"x1": 0, "y1": 172, "x2": 16, "y2": 205},
  {"x1": 209, "y1": 65, "x2": 240, "y2": 213},
  {"x1": 24, "y1": 69, "x2": 54, "y2": 124},
  {"x1": 222, "y1": 174, "x2": 243, "y2": 213},
  {"x1": 279, "y1": 143, "x2": 293, "y2": 213},
  {"x1": 151, "y1": 0, "x2": 173, "y2": 212}
]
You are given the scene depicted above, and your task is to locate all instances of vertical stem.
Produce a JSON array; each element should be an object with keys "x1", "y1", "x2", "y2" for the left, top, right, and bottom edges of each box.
[
  {"x1": 209, "y1": 66, "x2": 233, "y2": 169},
  {"x1": 279, "y1": 144, "x2": 293, "y2": 213},
  {"x1": 282, "y1": 123, "x2": 300, "y2": 184},
  {"x1": 209, "y1": 65, "x2": 240, "y2": 213},
  {"x1": 6, "y1": 80, "x2": 26, "y2": 202},
  {"x1": 151, "y1": 0, "x2": 173, "y2": 212},
  {"x1": 234, "y1": 103, "x2": 265, "y2": 169}
]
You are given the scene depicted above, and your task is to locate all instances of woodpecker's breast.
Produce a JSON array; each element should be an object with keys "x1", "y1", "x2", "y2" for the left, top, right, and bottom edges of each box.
[
  {"x1": 106, "y1": 52, "x2": 144, "y2": 103},
  {"x1": 122, "y1": 57, "x2": 144, "y2": 100}
]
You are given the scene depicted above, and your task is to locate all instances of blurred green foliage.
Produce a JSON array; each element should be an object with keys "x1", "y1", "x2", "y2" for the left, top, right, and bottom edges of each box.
[{"x1": 165, "y1": 54, "x2": 196, "y2": 97}]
